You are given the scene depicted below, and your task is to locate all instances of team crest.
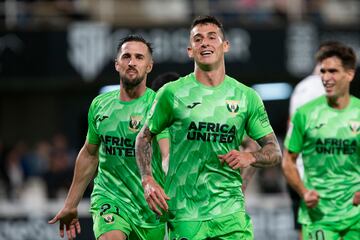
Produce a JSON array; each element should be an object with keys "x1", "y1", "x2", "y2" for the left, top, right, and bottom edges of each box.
[
  {"x1": 349, "y1": 121, "x2": 360, "y2": 134},
  {"x1": 129, "y1": 116, "x2": 143, "y2": 132},
  {"x1": 226, "y1": 100, "x2": 240, "y2": 115},
  {"x1": 102, "y1": 214, "x2": 115, "y2": 224}
]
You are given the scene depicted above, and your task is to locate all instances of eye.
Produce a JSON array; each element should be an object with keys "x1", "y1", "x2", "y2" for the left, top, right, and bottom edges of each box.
[{"x1": 121, "y1": 53, "x2": 130, "y2": 59}]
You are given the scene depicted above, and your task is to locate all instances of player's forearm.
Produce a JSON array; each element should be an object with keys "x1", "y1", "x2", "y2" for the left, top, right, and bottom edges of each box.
[
  {"x1": 135, "y1": 125, "x2": 154, "y2": 178},
  {"x1": 251, "y1": 133, "x2": 282, "y2": 167},
  {"x1": 282, "y1": 150, "x2": 307, "y2": 198},
  {"x1": 64, "y1": 144, "x2": 98, "y2": 208},
  {"x1": 241, "y1": 166, "x2": 257, "y2": 192}
]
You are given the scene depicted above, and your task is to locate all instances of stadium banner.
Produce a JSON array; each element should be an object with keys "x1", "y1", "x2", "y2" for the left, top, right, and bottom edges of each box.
[{"x1": 1, "y1": 22, "x2": 359, "y2": 88}]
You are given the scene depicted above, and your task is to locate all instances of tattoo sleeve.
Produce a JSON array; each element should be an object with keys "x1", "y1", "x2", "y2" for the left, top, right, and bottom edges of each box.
[
  {"x1": 251, "y1": 132, "x2": 282, "y2": 167},
  {"x1": 135, "y1": 125, "x2": 155, "y2": 178}
]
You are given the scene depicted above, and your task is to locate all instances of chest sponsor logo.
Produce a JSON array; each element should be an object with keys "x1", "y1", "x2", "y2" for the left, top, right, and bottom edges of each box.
[
  {"x1": 349, "y1": 121, "x2": 360, "y2": 134},
  {"x1": 187, "y1": 121, "x2": 236, "y2": 143},
  {"x1": 226, "y1": 100, "x2": 240, "y2": 115},
  {"x1": 315, "y1": 138, "x2": 357, "y2": 155},
  {"x1": 129, "y1": 116, "x2": 142, "y2": 132}
]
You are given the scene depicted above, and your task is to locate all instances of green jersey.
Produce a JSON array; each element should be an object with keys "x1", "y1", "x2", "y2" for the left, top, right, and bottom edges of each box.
[
  {"x1": 87, "y1": 89, "x2": 165, "y2": 227},
  {"x1": 147, "y1": 73, "x2": 273, "y2": 221},
  {"x1": 285, "y1": 96, "x2": 360, "y2": 224}
]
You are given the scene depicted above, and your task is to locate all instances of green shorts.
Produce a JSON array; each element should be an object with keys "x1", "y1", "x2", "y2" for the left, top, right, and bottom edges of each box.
[
  {"x1": 91, "y1": 197, "x2": 165, "y2": 240},
  {"x1": 302, "y1": 216, "x2": 360, "y2": 240},
  {"x1": 168, "y1": 211, "x2": 254, "y2": 240}
]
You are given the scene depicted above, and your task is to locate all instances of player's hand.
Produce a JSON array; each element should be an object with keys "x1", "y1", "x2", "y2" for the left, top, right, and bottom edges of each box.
[
  {"x1": 352, "y1": 191, "x2": 360, "y2": 206},
  {"x1": 218, "y1": 150, "x2": 256, "y2": 170},
  {"x1": 142, "y1": 175, "x2": 170, "y2": 215},
  {"x1": 48, "y1": 207, "x2": 81, "y2": 239},
  {"x1": 303, "y1": 190, "x2": 320, "y2": 208}
]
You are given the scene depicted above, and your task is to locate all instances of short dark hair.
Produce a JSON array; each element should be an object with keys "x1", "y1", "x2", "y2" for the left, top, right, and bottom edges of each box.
[
  {"x1": 117, "y1": 35, "x2": 153, "y2": 56},
  {"x1": 316, "y1": 41, "x2": 357, "y2": 70},
  {"x1": 151, "y1": 72, "x2": 180, "y2": 92},
  {"x1": 190, "y1": 15, "x2": 226, "y2": 39}
]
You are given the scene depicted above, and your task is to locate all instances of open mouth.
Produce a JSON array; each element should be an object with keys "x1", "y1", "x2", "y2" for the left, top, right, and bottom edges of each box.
[
  {"x1": 323, "y1": 82, "x2": 335, "y2": 92},
  {"x1": 200, "y1": 50, "x2": 213, "y2": 56}
]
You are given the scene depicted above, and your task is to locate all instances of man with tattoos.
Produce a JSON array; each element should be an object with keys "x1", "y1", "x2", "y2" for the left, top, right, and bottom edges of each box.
[
  {"x1": 282, "y1": 41, "x2": 360, "y2": 240},
  {"x1": 49, "y1": 35, "x2": 168, "y2": 240},
  {"x1": 136, "y1": 16, "x2": 282, "y2": 240}
]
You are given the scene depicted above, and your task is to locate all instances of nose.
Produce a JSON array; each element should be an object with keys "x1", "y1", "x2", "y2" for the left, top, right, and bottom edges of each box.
[
  {"x1": 201, "y1": 38, "x2": 210, "y2": 47},
  {"x1": 321, "y1": 71, "x2": 331, "y2": 82},
  {"x1": 128, "y1": 56, "x2": 136, "y2": 66}
]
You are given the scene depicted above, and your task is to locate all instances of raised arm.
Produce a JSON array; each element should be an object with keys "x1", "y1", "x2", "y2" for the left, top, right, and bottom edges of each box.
[
  {"x1": 48, "y1": 141, "x2": 99, "y2": 239},
  {"x1": 135, "y1": 125, "x2": 169, "y2": 215}
]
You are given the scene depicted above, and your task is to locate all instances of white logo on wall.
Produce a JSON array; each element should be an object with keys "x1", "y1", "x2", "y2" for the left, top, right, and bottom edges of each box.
[
  {"x1": 68, "y1": 22, "x2": 112, "y2": 82},
  {"x1": 67, "y1": 22, "x2": 251, "y2": 82}
]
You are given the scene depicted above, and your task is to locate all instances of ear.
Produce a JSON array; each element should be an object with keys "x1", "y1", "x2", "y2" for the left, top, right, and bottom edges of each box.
[
  {"x1": 187, "y1": 46, "x2": 194, "y2": 58},
  {"x1": 146, "y1": 60, "x2": 153, "y2": 73},
  {"x1": 223, "y1": 40, "x2": 230, "y2": 53},
  {"x1": 346, "y1": 69, "x2": 355, "y2": 83},
  {"x1": 114, "y1": 58, "x2": 120, "y2": 72}
]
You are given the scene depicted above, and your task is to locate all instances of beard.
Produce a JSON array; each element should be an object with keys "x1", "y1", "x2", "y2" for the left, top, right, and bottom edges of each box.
[{"x1": 121, "y1": 74, "x2": 145, "y2": 89}]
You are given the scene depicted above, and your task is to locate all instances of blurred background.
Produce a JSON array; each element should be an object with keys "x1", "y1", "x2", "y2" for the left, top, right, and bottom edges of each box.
[{"x1": 0, "y1": 0, "x2": 359, "y2": 239}]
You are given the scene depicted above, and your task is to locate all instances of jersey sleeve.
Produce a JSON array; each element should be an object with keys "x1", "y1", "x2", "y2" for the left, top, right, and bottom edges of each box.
[
  {"x1": 245, "y1": 90, "x2": 274, "y2": 140},
  {"x1": 147, "y1": 86, "x2": 175, "y2": 135},
  {"x1": 284, "y1": 109, "x2": 305, "y2": 153},
  {"x1": 86, "y1": 99, "x2": 101, "y2": 145},
  {"x1": 156, "y1": 129, "x2": 170, "y2": 141}
]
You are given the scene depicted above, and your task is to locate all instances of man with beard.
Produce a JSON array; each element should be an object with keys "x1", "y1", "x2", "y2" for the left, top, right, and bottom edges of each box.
[{"x1": 49, "y1": 35, "x2": 167, "y2": 240}]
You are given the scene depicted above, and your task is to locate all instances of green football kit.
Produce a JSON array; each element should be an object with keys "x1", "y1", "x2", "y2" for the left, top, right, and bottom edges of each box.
[
  {"x1": 86, "y1": 89, "x2": 166, "y2": 240},
  {"x1": 285, "y1": 96, "x2": 360, "y2": 240},
  {"x1": 147, "y1": 73, "x2": 273, "y2": 239}
]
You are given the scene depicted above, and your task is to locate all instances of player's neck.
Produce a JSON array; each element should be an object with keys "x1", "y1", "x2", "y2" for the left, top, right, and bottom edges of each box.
[
  {"x1": 194, "y1": 65, "x2": 226, "y2": 87},
  {"x1": 327, "y1": 93, "x2": 350, "y2": 110},
  {"x1": 120, "y1": 84, "x2": 146, "y2": 101}
]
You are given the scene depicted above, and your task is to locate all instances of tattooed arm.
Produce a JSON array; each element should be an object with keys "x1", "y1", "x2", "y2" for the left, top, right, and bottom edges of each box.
[
  {"x1": 135, "y1": 125, "x2": 169, "y2": 215},
  {"x1": 251, "y1": 132, "x2": 282, "y2": 167},
  {"x1": 219, "y1": 132, "x2": 282, "y2": 169}
]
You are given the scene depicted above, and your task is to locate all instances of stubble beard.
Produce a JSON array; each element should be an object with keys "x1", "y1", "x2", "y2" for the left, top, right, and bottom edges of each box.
[{"x1": 121, "y1": 75, "x2": 145, "y2": 89}]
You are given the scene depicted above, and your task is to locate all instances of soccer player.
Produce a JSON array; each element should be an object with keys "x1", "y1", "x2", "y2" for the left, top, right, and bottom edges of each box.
[
  {"x1": 136, "y1": 15, "x2": 282, "y2": 239},
  {"x1": 282, "y1": 41, "x2": 360, "y2": 240},
  {"x1": 287, "y1": 41, "x2": 340, "y2": 240},
  {"x1": 49, "y1": 35, "x2": 167, "y2": 240}
]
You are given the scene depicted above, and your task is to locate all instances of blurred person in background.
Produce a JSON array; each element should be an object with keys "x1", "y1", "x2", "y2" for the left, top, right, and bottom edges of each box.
[
  {"x1": 150, "y1": 71, "x2": 180, "y2": 92},
  {"x1": 286, "y1": 41, "x2": 340, "y2": 240},
  {"x1": 49, "y1": 35, "x2": 168, "y2": 240},
  {"x1": 282, "y1": 41, "x2": 360, "y2": 240},
  {"x1": 136, "y1": 15, "x2": 282, "y2": 240}
]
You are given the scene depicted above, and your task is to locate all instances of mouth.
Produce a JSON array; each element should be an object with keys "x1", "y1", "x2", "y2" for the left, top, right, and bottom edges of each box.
[
  {"x1": 126, "y1": 68, "x2": 138, "y2": 75},
  {"x1": 323, "y1": 81, "x2": 335, "y2": 92},
  {"x1": 200, "y1": 50, "x2": 213, "y2": 56}
]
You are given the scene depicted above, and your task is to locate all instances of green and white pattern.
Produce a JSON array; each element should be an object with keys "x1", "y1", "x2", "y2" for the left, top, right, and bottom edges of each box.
[
  {"x1": 285, "y1": 96, "x2": 360, "y2": 224},
  {"x1": 148, "y1": 73, "x2": 273, "y2": 221},
  {"x1": 87, "y1": 89, "x2": 165, "y2": 227}
]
